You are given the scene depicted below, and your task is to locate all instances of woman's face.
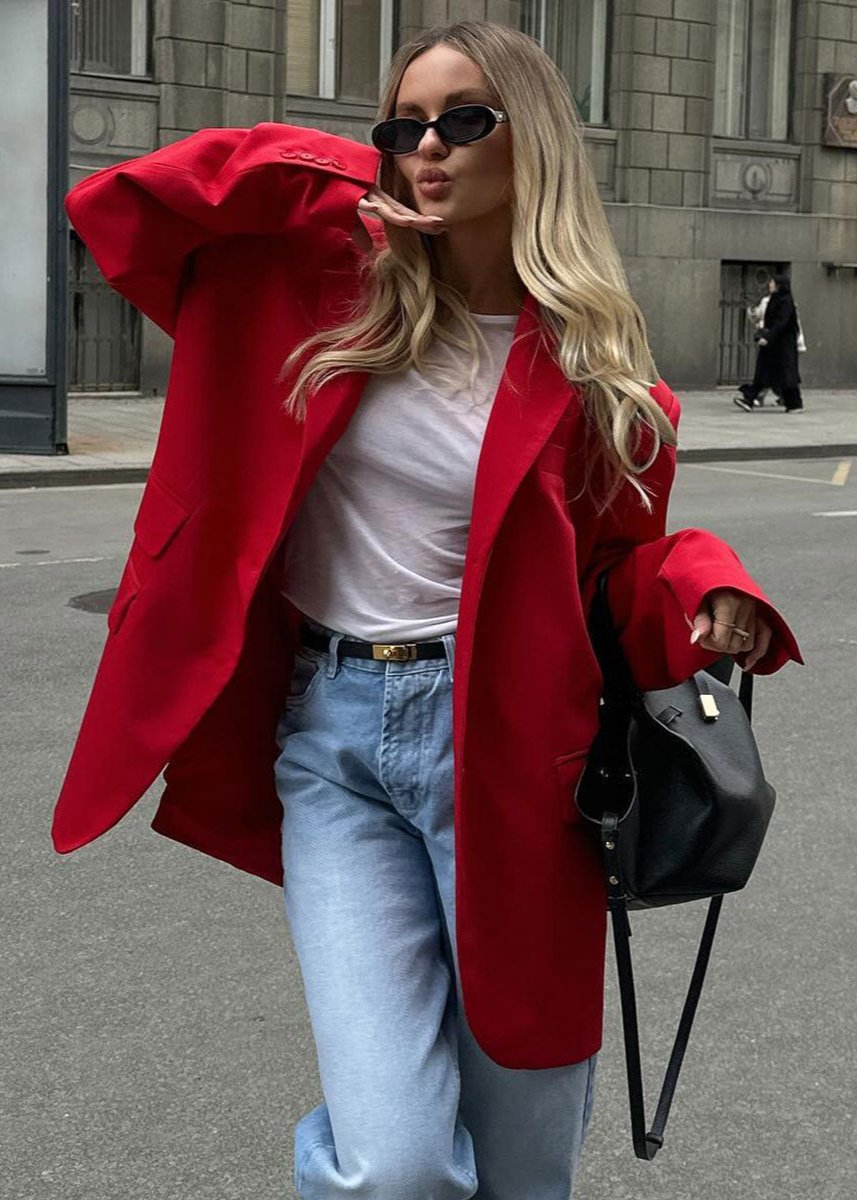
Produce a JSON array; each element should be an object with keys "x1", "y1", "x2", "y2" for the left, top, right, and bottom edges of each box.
[
  {"x1": 390, "y1": 45, "x2": 514, "y2": 227},
  {"x1": 768, "y1": 279, "x2": 777, "y2": 293}
]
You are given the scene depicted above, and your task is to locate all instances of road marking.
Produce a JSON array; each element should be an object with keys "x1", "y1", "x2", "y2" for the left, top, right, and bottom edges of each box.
[
  {"x1": 831, "y1": 460, "x2": 852, "y2": 486},
  {"x1": 685, "y1": 462, "x2": 851, "y2": 486},
  {"x1": 812, "y1": 510, "x2": 857, "y2": 518},
  {"x1": 0, "y1": 555, "x2": 107, "y2": 569}
]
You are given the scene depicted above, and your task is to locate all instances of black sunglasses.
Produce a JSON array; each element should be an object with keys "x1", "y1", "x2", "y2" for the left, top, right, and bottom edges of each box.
[{"x1": 371, "y1": 104, "x2": 509, "y2": 155}]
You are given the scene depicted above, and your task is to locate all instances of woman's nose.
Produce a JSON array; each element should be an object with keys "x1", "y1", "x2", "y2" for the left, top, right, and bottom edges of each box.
[{"x1": 417, "y1": 126, "x2": 448, "y2": 156}]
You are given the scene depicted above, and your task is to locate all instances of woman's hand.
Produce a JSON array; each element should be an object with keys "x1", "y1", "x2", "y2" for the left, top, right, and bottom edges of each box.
[
  {"x1": 690, "y1": 588, "x2": 772, "y2": 670},
  {"x1": 356, "y1": 186, "x2": 446, "y2": 235}
]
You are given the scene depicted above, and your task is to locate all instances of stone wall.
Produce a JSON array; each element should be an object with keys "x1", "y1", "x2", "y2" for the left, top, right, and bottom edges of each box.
[
  {"x1": 612, "y1": 0, "x2": 714, "y2": 207},
  {"x1": 155, "y1": 0, "x2": 287, "y2": 143},
  {"x1": 794, "y1": 0, "x2": 857, "y2": 215},
  {"x1": 69, "y1": 0, "x2": 857, "y2": 391}
]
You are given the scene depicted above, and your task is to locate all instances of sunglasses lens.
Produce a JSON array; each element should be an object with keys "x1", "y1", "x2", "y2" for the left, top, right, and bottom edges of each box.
[
  {"x1": 371, "y1": 119, "x2": 423, "y2": 154},
  {"x1": 371, "y1": 106, "x2": 495, "y2": 154},
  {"x1": 438, "y1": 105, "x2": 493, "y2": 143}
]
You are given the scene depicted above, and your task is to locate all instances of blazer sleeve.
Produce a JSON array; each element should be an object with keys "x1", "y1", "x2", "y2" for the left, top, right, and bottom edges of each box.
[
  {"x1": 579, "y1": 380, "x2": 803, "y2": 692},
  {"x1": 64, "y1": 122, "x2": 381, "y2": 337}
]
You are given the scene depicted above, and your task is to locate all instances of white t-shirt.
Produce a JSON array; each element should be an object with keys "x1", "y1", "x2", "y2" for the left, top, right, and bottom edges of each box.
[{"x1": 280, "y1": 312, "x2": 519, "y2": 642}]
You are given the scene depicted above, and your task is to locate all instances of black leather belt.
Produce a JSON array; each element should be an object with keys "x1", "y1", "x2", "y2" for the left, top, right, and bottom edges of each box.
[{"x1": 298, "y1": 621, "x2": 447, "y2": 662}]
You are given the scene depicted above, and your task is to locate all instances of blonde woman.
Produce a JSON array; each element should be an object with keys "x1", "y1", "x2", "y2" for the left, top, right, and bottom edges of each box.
[{"x1": 54, "y1": 21, "x2": 801, "y2": 1199}]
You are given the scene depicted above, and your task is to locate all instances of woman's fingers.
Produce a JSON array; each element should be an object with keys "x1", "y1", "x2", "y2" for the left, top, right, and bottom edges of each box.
[
  {"x1": 358, "y1": 187, "x2": 446, "y2": 235},
  {"x1": 693, "y1": 589, "x2": 757, "y2": 656},
  {"x1": 721, "y1": 594, "x2": 755, "y2": 656},
  {"x1": 743, "y1": 616, "x2": 772, "y2": 670},
  {"x1": 692, "y1": 590, "x2": 774, "y2": 669}
]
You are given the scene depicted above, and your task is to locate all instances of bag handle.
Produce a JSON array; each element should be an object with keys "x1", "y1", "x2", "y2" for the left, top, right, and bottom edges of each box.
[{"x1": 592, "y1": 573, "x2": 756, "y2": 1159}]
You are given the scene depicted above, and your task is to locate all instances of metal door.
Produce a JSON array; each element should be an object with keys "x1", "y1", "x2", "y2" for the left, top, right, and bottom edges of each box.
[
  {"x1": 718, "y1": 260, "x2": 784, "y2": 385},
  {"x1": 68, "y1": 232, "x2": 140, "y2": 391}
]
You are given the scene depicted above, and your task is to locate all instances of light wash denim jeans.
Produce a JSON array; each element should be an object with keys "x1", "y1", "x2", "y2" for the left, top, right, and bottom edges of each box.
[{"x1": 274, "y1": 619, "x2": 597, "y2": 1200}]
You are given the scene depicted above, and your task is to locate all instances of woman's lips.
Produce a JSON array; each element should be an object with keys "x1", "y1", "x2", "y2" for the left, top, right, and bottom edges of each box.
[{"x1": 417, "y1": 180, "x2": 452, "y2": 199}]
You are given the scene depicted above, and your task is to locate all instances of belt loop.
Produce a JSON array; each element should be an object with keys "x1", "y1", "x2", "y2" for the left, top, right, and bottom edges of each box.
[
  {"x1": 326, "y1": 632, "x2": 343, "y2": 677},
  {"x1": 441, "y1": 632, "x2": 455, "y2": 683}
]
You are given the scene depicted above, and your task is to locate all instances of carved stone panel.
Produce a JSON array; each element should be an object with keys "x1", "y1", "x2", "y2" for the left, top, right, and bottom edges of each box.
[
  {"x1": 69, "y1": 76, "x2": 159, "y2": 178},
  {"x1": 710, "y1": 143, "x2": 800, "y2": 211},
  {"x1": 824, "y1": 75, "x2": 857, "y2": 149}
]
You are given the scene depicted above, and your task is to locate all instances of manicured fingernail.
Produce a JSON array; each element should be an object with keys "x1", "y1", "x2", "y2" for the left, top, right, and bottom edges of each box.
[{"x1": 690, "y1": 629, "x2": 701, "y2": 644}]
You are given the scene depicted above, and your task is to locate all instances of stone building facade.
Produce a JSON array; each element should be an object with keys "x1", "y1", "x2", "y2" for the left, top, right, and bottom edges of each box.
[{"x1": 68, "y1": 0, "x2": 857, "y2": 393}]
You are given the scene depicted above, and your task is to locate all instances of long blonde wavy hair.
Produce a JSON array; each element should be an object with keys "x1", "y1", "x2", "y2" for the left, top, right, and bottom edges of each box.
[{"x1": 278, "y1": 20, "x2": 676, "y2": 501}]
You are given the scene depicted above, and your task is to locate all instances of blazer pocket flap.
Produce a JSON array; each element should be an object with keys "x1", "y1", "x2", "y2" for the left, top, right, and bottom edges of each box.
[
  {"x1": 133, "y1": 475, "x2": 191, "y2": 558},
  {"x1": 553, "y1": 748, "x2": 590, "y2": 823}
]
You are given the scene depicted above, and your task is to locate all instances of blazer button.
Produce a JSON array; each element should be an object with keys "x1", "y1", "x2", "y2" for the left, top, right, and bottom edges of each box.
[
  {"x1": 315, "y1": 156, "x2": 330, "y2": 165},
  {"x1": 279, "y1": 149, "x2": 297, "y2": 157},
  {"x1": 299, "y1": 152, "x2": 314, "y2": 160},
  {"x1": 331, "y1": 157, "x2": 345, "y2": 169}
]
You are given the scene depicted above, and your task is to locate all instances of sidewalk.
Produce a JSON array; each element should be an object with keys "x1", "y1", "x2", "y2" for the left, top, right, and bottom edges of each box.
[{"x1": 1, "y1": 388, "x2": 855, "y2": 487}]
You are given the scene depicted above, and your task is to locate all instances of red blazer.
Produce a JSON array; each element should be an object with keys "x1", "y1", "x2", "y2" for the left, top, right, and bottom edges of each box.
[{"x1": 54, "y1": 123, "x2": 801, "y2": 1069}]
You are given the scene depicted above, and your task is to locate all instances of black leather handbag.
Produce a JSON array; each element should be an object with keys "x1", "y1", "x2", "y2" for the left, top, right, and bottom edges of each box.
[{"x1": 575, "y1": 571, "x2": 776, "y2": 1160}]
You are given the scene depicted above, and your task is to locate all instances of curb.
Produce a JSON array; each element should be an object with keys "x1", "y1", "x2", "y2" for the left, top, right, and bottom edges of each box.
[
  {"x1": 677, "y1": 443, "x2": 857, "y2": 463},
  {"x1": 0, "y1": 466, "x2": 150, "y2": 490},
  {"x1": 1, "y1": 443, "x2": 855, "y2": 488}
]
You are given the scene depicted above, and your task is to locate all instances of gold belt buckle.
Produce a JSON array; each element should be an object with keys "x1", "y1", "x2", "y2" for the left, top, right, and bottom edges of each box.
[{"x1": 372, "y1": 643, "x2": 418, "y2": 662}]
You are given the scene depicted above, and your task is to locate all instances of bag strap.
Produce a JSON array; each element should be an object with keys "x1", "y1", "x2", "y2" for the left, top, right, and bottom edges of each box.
[
  {"x1": 591, "y1": 575, "x2": 757, "y2": 1160},
  {"x1": 604, "y1": 846, "x2": 724, "y2": 1161},
  {"x1": 588, "y1": 572, "x2": 640, "y2": 704}
]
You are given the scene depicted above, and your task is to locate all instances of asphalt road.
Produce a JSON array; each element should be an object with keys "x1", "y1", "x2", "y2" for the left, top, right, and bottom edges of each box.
[{"x1": 2, "y1": 458, "x2": 854, "y2": 1200}]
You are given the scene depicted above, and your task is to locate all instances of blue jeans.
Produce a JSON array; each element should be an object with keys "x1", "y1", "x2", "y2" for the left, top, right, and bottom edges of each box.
[{"x1": 274, "y1": 622, "x2": 596, "y2": 1200}]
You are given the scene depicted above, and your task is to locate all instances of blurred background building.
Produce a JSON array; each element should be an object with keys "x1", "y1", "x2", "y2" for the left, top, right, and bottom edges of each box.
[{"x1": 65, "y1": 0, "x2": 857, "y2": 395}]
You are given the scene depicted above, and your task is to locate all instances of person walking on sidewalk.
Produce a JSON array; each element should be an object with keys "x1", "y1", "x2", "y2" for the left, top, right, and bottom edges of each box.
[
  {"x1": 734, "y1": 274, "x2": 804, "y2": 412},
  {"x1": 740, "y1": 278, "x2": 777, "y2": 407},
  {"x1": 53, "y1": 20, "x2": 802, "y2": 1200}
]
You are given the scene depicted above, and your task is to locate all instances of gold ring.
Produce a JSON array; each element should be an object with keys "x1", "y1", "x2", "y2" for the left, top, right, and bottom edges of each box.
[{"x1": 713, "y1": 619, "x2": 751, "y2": 640}]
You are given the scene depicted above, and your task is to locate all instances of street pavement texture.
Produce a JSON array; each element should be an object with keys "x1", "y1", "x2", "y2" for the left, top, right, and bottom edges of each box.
[
  {"x1": 0, "y1": 388, "x2": 855, "y2": 485},
  {"x1": 2, "y1": 457, "x2": 855, "y2": 1199}
]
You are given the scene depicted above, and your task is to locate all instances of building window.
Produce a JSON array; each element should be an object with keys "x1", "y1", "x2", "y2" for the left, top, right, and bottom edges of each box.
[
  {"x1": 70, "y1": 0, "x2": 151, "y2": 77},
  {"x1": 714, "y1": 0, "x2": 792, "y2": 140},
  {"x1": 287, "y1": 0, "x2": 395, "y2": 103},
  {"x1": 520, "y1": 0, "x2": 609, "y2": 125}
]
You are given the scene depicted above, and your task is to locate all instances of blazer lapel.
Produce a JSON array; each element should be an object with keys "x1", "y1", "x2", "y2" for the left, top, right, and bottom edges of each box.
[
  {"x1": 453, "y1": 292, "x2": 583, "y2": 741},
  {"x1": 463, "y1": 292, "x2": 582, "y2": 590}
]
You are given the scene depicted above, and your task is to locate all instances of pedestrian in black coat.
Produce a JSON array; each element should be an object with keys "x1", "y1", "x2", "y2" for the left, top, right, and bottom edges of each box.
[{"x1": 735, "y1": 274, "x2": 804, "y2": 413}]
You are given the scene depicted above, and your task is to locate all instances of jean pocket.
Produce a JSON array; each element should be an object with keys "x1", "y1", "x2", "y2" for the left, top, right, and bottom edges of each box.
[{"x1": 284, "y1": 648, "x2": 326, "y2": 708}]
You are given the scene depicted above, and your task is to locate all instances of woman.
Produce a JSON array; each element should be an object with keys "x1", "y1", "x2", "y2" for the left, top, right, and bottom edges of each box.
[
  {"x1": 739, "y1": 277, "x2": 776, "y2": 407},
  {"x1": 53, "y1": 21, "x2": 801, "y2": 1199},
  {"x1": 734, "y1": 274, "x2": 804, "y2": 412}
]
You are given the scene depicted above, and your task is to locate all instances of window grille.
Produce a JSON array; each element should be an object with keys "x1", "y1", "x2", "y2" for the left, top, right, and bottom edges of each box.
[{"x1": 69, "y1": 0, "x2": 150, "y2": 77}]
